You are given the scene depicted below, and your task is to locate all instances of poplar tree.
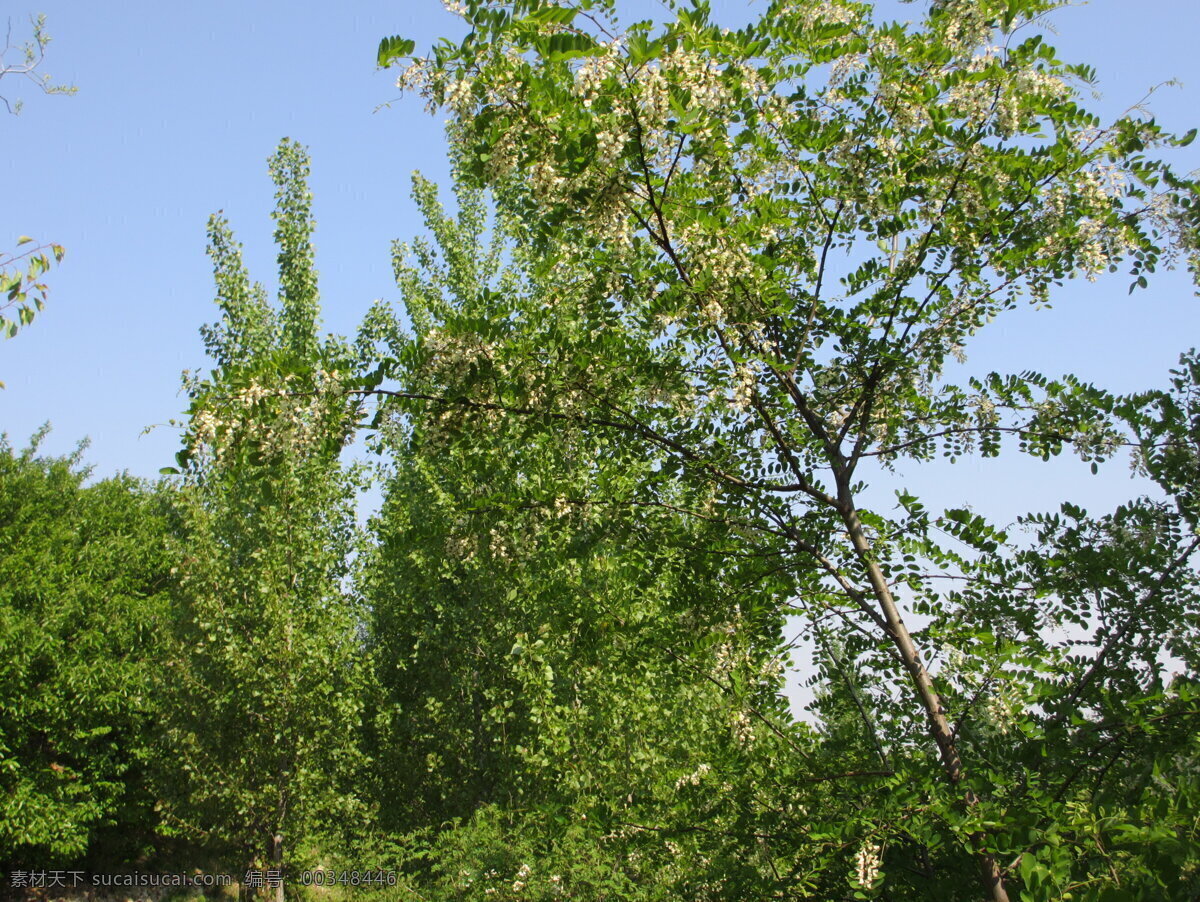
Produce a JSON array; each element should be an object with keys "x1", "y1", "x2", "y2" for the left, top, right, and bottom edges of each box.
[{"x1": 161, "y1": 139, "x2": 368, "y2": 874}]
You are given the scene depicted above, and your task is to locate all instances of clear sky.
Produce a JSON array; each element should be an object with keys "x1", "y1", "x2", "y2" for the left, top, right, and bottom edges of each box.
[{"x1": 3, "y1": 0, "x2": 1199, "y2": 533}]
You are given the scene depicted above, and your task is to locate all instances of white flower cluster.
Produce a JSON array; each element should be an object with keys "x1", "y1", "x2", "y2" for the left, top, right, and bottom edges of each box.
[
  {"x1": 1074, "y1": 218, "x2": 1115, "y2": 281},
  {"x1": 1071, "y1": 425, "x2": 1124, "y2": 460},
  {"x1": 512, "y1": 862, "x2": 531, "y2": 892},
  {"x1": 855, "y1": 840, "x2": 883, "y2": 887},
  {"x1": 674, "y1": 762, "x2": 711, "y2": 790},
  {"x1": 1079, "y1": 165, "x2": 1125, "y2": 207},
  {"x1": 945, "y1": 645, "x2": 1028, "y2": 735},
  {"x1": 973, "y1": 394, "x2": 998, "y2": 426},
  {"x1": 1011, "y1": 65, "x2": 1069, "y2": 104},
  {"x1": 191, "y1": 409, "x2": 220, "y2": 447},
  {"x1": 938, "y1": 0, "x2": 993, "y2": 52},
  {"x1": 983, "y1": 681, "x2": 1024, "y2": 735},
  {"x1": 827, "y1": 406, "x2": 850, "y2": 431},
  {"x1": 983, "y1": 692, "x2": 1015, "y2": 735},
  {"x1": 731, "y1": 709, "x2": 755, "y2": 745},
  {"x1": 877, "y1": 79, "x2": 932, "y2": 132},
  {"x1": 188, "y1": 370, "x2": 349, "y2": 464},
  {"x1": 945, "y1": 645, "x2": 978, "y2": 685},
  {"x1": 662, "y1": 45, "x2": 730, "y2": 118},
  {"x1": 944, "y1": 78, "x2": 997, "y2": 125},
  {"x1": 424, "y1": 327, "x2": 501, "y2": 380},
  {"x1": 700, "y1": 297, "x2": 724, "y2": 325},
  {"x1": 965, "y1": 45, "x2": 1001, "y2": 74},
  {"x1": 573, "y1": 47, "x2": 620, "y2": 105},
  {"x1": 488, "y1": 527, "x2": 509, "y2": 561},
  {"x1": 782, "y1": 0, "x2": 861, "y2": 30},
  {"x1": 396, "y1": 57, "x2": 438, "y2": 113},
  {"x1": 830, "y1": 52, "x2": 866, "y2": 88},
  {"x1": 1040, "y1": 166, "x2": 1135, "y2": 281},
  {"x1": 595, "y1": 129, "x2": 623, "y2": 167},
  {"x1": 445, "y1": 77, "x2": 473, "y2": 114},
  {"x1": 732, "y1": 364, "x2": 756, "y2": 413},
  {"x1": 759, "y1": 654, "x2": 784, "y2": 683},
  {"x1": 677, "y1": 221, "x2": 757, "y2": 285},
  {"x1": 713, "y1": 640, "x2": 735, "y2": 679}
]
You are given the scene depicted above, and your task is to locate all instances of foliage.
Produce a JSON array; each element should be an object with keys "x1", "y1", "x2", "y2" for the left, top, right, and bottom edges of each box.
[
  {"x1": 158, "y1": 139, "x2": 370, "y2": 874},
  {"x1": 0, "y1": 429, "x2": 172, "y2": 864},
  {"x1": 380, "y1": 1, "x2": 1200, "y2": 898},
  {"x1": 359, "y1": 176, "x2": 827, "y2": 899},
  {"x1": 0, "y1": 238, "x2": 64, "y2": 344},
  {"x1": 0, "y1": 14, "x2": 76, "y2": 115},
  {"x1": 0, "y1": 15, "x2": 74, "y2": 350}
]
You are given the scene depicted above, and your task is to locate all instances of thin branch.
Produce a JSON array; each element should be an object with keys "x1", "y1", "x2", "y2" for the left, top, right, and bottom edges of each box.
[
  {"x1": 355, "y1": 387, "x2": 813, "y2": 496},
  {"x1": 1049, "y1": 533, "x2": 1200, "y2": 728}
]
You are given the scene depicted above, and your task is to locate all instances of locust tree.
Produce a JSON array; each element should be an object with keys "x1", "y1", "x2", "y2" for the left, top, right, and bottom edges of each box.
[
  {"x1": 359, "y1": 175, "x2": 819, "y2": 898},
  {"x1": 377, "y1": 1, "x2": 1200, "y2": 898},
  {"x1": 161, "y1": 139, "x2": 368, "y2": 874}
]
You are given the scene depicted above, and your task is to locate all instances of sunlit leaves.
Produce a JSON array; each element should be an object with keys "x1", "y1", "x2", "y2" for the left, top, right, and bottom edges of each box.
[
  {"x1": 161, "y1": 140, "x2": 369, "y2": 871},
  {"x1": 0, "y1": 432, "x2": 172, "y2": 860},
  {"x1": 383, "y1": 0, "x2": 1200, "y2": 897},
  {"x1": 0, "y1": 241, "x2": 64, "y2": 343}
]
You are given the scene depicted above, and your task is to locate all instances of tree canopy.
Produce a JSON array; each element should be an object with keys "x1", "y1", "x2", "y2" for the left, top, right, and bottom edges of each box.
[
  {"x1": 0, "y1": 431, "x2": 171, "y2": 864},
  {"x1": 370, "y1": 0, "x2": 1200, "y2": 897}
]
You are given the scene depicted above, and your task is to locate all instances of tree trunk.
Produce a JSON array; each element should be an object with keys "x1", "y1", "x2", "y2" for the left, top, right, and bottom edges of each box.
[
  {"x1": 272, "y1": 833, "x2": 284, "y2": 902},
  {"x1": 840, "y1": 502, "x2": 1010, "y2": 902}
]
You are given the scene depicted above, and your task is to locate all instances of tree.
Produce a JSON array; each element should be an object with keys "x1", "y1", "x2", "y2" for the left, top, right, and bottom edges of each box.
[
  {"x1": 0, "y1": 429, "x2": 172, "y2": 865},
  {"x1": 0, "y1": 14, "x2": 75, "y2": 115},
  {"x1": 378, "y1": 1, "x2": 1200, "y2": 898},
  {"x1": 1, "y1": 14, "x2": 73, "y2": 347},
  {"x1": 360, "y1": 174, "x2": 824, "y2": 899},
  {"x1": 160, "y1": 139, "x2": 369, "y2": 876}
]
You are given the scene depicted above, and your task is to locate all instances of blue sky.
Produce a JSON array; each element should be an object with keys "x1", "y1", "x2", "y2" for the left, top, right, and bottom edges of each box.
[{"x1": 2, "y1": 0, "x2": 1199, "y2": 534}]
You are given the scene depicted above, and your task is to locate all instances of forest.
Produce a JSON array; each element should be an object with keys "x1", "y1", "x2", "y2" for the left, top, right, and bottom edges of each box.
[{"x1": 3, "y1": 0, "x2": 1200, "y2": 900}]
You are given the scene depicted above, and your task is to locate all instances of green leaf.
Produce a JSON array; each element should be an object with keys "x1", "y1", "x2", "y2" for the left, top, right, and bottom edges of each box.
[
  {"x1": 377, "y1": 35, "x2": 416, "y2": 68},
  {"x1": 523, "y1": 6, "x2": 577, "y2": 26},
  {"x1": 545, "y1": 32, "x2": 598, "y2": 61}
]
